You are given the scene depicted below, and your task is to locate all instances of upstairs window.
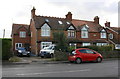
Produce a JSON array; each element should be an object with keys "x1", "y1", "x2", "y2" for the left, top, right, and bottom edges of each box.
[
  {"x1": 41, "y1": 23, "x2": 50, "y2": 36},
  {"x1": 68, "y1": 30, "x2": 75, "y2": 37},
  {"x1": 100, "y1": 29, "x2": 106, "y2": 38},
  {"x1": 19, "y1": 31, "x2": 26, "y2": 38},
  {"x1": 81, "y1": 27, "x2": 88, "y2": 38},
  {"x1": 109, "y1": 33, "x2": 113, "y2": 39},
  {"x1": 67, "y1": 26, "x2": 76, "y2": 37}
]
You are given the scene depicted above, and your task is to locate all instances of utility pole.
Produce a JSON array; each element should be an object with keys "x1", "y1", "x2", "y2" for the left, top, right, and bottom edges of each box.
[{"x1": 3, "y1": 29, "x2": 5, "y2": 38}]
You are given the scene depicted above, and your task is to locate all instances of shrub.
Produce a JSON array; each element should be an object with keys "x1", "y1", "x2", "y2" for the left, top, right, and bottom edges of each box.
[
  {"x1": 53, "y1": 50, "x2": 69, "y2": 61},
  {"x1": 53, "y1": 31, "x2": 68, "y2": 52},
  {"x1": 2, "y1": 38, "x2": 13, "y2": 60}
]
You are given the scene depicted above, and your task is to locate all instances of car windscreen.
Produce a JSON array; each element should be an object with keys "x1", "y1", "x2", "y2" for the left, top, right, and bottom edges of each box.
[{"x1": 18, "y1": 48, "x2": 25, "y2": 50}]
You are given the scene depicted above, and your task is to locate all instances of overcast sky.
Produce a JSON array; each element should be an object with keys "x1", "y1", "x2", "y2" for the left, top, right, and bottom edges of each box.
[{"x1": 0, "y1": 0, "x2": 119, "y2": 38}]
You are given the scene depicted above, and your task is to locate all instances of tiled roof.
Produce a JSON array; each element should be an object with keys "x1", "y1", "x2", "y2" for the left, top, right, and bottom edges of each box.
[
  {"x1": 12, "y1": 24, "x2": 29, "y2": 35},
  {"x1": 72, "y1": 19, "x2": 103, "y2": 32},
  {"x1": 33, "y1": 15, "x2": 103, "y2": 32},
  {"x1": 110, "y1": 27, "x2": 120, "y2": 34},
  {"x1": 33, "y1": 16, "x2": 71, "y2": 30}
]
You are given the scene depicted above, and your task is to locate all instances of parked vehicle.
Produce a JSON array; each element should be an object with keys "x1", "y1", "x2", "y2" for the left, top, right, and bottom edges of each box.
[
  {"x1": 17, "y1": 47, "x2": 30, "y2": 57},
  {"x1": 68, "y1": 48, "x2": 103, "y2": 64},
  {"x1": 39, "y1": 44, "x2": 55, "y2": 58}
]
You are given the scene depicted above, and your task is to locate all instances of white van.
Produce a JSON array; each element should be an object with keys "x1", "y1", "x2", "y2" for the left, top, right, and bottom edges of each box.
[{"x1": 39, "y1": 44, "x2": 55, "y2": 58}]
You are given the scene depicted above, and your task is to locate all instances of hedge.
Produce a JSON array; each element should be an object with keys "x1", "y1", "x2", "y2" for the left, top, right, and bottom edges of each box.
[
  {"x1": 2, "y1": 38, "x2": 13, "y2": 60},
  {"x1": 53, "y1": 45, "x2": 119, "y2": 61}
]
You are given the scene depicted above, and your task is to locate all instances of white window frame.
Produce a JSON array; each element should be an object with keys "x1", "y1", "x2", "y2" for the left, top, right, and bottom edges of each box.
[
  {"x1": 15, "y1": 43, "x2": 22, "y2": 50},
  {"x1": 19, "y1": 31, "x2": 26, "y2": 38},
  {"x1": 69, "y1": 43, "x2": 77, "y2": 49},
  {"x1": 115, "y1": 44, "x2": 120, "y2": 49},
  {"x1": 109, "y1": 33, "x2": 113, "y2": 39},
  {"x1": 81, "y1": 27, "x2": 88, "y2": 38},
  {"x1": 41, "y1": 23, "x2": 50, "y2": 36},
  {"x1": 96, "y1": 43, "x2": 108, "y2": 46},
  {"x1": 68, "y1": 30, "x2": 76, "y2": 37},
  {"x1": 82, "y1": 43, "x2": 90, "y2": 46},
  {"x1": 41, "y1": 42, "x2": 52, "y2": 49},
  {"x1": 100, "y1": 29, "x2": 106, "y2": 38}
]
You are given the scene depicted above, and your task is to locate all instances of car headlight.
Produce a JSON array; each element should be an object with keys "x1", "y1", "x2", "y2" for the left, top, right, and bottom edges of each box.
[
  {"x1": 18, "y1": 50, "x2": 22, "y2": 53},
  {"x1": 27, "y1": 51, "x2": 30, "y2": 53}
]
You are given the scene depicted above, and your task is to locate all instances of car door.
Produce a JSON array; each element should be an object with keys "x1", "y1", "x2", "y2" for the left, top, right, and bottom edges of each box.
[
  {"x1": 78, "y1": 49, "x2": 88, "y2": 61},
  {"x1": 85, "y1": 49, "x2": 97, "y2": 61}
]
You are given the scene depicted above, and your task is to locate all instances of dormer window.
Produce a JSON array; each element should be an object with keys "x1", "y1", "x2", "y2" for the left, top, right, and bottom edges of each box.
[
  {"x1": 109, "y1": 33, "x2": 113, "y2": 39},
  {"x1": 67, "y1": 26, "x2": 76, "y2": 37},
  {"x1": 81, "y1": 26, "x2": 88, "y2": 38},
  {"x1": 41, "y1": 23, "x2": 50, "y2": 36},
  {"x1": 58, "y1": 21, "x2": 63, "y2": 24},
  {"x1": 100, "y1": 29, "x2": 106, "y2": 38}
]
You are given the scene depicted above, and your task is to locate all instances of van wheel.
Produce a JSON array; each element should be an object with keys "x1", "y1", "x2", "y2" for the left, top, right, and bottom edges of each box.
[
  {"x1": 75, "y1": 58, "x2": 82, "y2": 64},
  {"x1": 96, "y1": 57, "x2": 102, "y2": 63}
]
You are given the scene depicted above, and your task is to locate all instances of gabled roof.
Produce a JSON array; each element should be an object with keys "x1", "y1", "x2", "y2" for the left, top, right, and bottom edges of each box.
[
  {"x1": 33, "y1": 16, "x2": 71, "y2": 30},
  {"x1": 72, "y1": 19, "x2": 103, "y2": 32},
  {"x1": 12, "y1": 24, "x2": 29, "y2": 35},
  {"x1": 110, "y1": 27, "x2": 120, "y2": 34}
]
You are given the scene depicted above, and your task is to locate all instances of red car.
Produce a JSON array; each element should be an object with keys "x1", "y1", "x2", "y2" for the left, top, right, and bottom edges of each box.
[{"x1": 68, "y1": 48, "x2": 103, "y2": 64}]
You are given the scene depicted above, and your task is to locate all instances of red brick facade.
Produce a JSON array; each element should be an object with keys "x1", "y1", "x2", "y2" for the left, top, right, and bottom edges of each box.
[{"x1": 11, "y1": 7, "x2": 120, "y2": 55}]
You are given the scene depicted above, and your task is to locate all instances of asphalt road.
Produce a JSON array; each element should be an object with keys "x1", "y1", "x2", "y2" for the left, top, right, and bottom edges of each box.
[{"x1": 2, "y1": 59, "x2": 119, "y2": 77}]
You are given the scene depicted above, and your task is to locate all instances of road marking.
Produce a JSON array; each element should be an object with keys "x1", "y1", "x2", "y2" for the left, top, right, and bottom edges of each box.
[{"x1": 16, "y1": 69, "x2": 91, "y2": 76}]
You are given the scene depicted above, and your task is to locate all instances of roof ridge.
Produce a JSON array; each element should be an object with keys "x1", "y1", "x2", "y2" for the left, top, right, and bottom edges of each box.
[
  {"x1": 13, "y1": 23, "x2": 29, "y2": 26},
  {"x1": 72, "y1": 19, "x2": 93, "y2": 22},
  {"x1": 36, "y1": 15, "x2": 65, "y2": 19}
]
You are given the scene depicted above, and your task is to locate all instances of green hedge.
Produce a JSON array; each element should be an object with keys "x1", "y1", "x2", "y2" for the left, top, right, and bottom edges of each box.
[
  {"x1": 2, "y1": 38, "x2": 13, "y2": 60},
  {"x1": 77, "y1": 45, "x2": 113, "y2": 51},
  {"x1": 53, "y1": 50, "x2": 69, "y2": 61},
  {"x1": 53, "y1": 45, "x2": 119, "y2": 61}
]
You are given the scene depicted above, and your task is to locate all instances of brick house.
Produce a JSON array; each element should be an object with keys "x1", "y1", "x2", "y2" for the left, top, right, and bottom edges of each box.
[
  {"x1": 105, "y1": 22, "x2": 120, "y2": 49},
  {"x1": 11, "y1": 7, "x2": 119, "y2": 55},
  {"x1": 11, "y1": 24, "x2": 31, "y2": 54}
]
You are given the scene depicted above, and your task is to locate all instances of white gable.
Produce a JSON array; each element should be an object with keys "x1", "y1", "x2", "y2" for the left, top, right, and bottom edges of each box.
[
  {"x1": 81, "y1": 26, "x2": 88, "y2": 30},
  {"x1": 41, "y1": 23, "x2": 50, "y2": 29},
  {"x1": 68, "y1": 26, "x2": 74, "y2": 29}
]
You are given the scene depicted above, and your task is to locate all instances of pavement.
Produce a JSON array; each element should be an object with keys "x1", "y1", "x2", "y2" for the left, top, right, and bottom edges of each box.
[{"x1": 2, "y1": 57, "x2": 119, "y2": 65}]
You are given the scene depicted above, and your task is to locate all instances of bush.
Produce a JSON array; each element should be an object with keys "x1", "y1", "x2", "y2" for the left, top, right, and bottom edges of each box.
[
  {"x1": 53, "y1": 50, "x2": 69, "y2": 61},
  {"x1": 2, "y1": 38, "x2": 13, "y2": 60}
]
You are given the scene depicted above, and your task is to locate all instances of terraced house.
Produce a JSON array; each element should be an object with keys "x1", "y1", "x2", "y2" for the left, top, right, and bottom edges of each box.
[{"x1": 11, "y1": 7, "x2": 120, "y2": 55}]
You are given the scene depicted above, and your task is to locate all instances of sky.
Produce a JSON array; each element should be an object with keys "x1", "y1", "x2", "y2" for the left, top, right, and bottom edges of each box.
[{"x1": 0, "y1": 0, "x2": 119, "y2": 38}]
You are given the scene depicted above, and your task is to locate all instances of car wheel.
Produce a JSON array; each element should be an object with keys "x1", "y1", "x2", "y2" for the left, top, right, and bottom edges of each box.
[
  {"x1": 75, "y1": 58, "x2": 82, "y2": 64},
  {"x1": 51, "y1": 54, "x2": 54, "y2": 58},
  {"x1": 41, "y1": 56, "x2": 44, "y2": 58},
  {"x1": 96, "y1": 57, "x2": 102, "y2": 63}
]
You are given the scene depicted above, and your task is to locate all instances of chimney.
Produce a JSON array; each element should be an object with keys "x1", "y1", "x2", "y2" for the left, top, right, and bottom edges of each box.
[
  {"x1": 105, "y1": 21, "x2": 110, "y2": 27},
  {"x1": 66, "y1": 12, "x2": 72, "y2": 21},
  {"x1": 31, "y1": 7, "x2": 36, "y2": 18},
  {"x1": 94, "y1": 16, "x2": 99, "y2": 24}
]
